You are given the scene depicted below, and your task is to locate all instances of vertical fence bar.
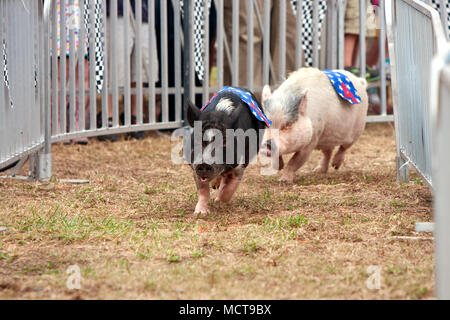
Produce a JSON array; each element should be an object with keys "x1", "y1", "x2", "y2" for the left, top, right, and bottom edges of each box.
[
  {"x1": 41, "y1": 0, "x2": 52, "y2": 179},
  {"x1": 434, "y1": 65, "x2": 450, "y2": 300},
  {"x1": 161, "y1": 0, "x2": 168, "y2": 123},
  {"x1": 0, "y1": 1, "x2": 3, "y2": 164},
  {"x1": 0, "y1": 0, "x2": 3, "y2": 163},
  {"x1": 69, "y1": 0, "x2": 76, "y2": 133},
  {"x1": 312, "y1": 0, "x2": 319, "y2": 68},
  {"x1": 359, "y1": 0, "x2": 366, "y2": 78},
  {"x1": 216, "y1": 0, "x2": 224, "y2": 89},
  {"x1": 280, "y1": 0, "x2": 287, "y2": 81},
  {"x1": 60, "y1": 0, "x2": 67, "y2": 134},
  {"x1": 135, "y1": 0, "x2": 143, "y2": 124},
  {"x1": 111, "y1": 0, "x2": 118, "y2": 126},
  {"x1": 263, "y1": 0, "x2": 270, "y2": 85},
  {"x1": 202, "y1": 0, "x2": 210, "y2": 105},
  {"x1": 183, "y1": 0, "x2": 193, "y2": 125},
  {"x1": 232, "y1": 0, "x2": 239, "y2": 86},
  {"x1": 385, "y1": 0, "x2": 407, "y2": 182},
  {"x1": 101, "y1": 0, "x2": 108, "y2": 128},
  {"x1": 174, "y1": 0, "x2": 181, "y2": 122},
  {"x1": 247, "y1": 0, "x2": 254, "y2": 91},
  {"x1": 328, "y1": 0, "x2": 338, "y2": 69},
  {"x1": 338, "y1": 0, "x2": 345, "y2": 69},
  {"x1": 88, "y1": 0, "x2": 96, "y2": 130},
  {"x1": 295, "y1": 0, "x2": 303, "y2": 69},
  {"x1": 123, "y1": 0, "x2": 131, "y2": 126},
  {"x1": 148, "y1": 0, "x2": 156, "y2": 123},
  {"x1": 51, "y1": 0, "x2": 58, "y2": 135},
  {"x1": 379, "y1": 0, "x2": 387, "y2": 116},
  {"x1": 78, "y1": 0, "x2": 86, "y2": 131}
]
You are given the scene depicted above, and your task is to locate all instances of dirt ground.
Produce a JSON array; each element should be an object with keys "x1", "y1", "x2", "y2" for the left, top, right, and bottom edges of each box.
[{"x1": 0, "y1": 123, "x2": 434, "y2": 299}]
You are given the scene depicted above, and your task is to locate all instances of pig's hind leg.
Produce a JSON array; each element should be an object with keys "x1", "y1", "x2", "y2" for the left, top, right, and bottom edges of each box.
[
  {"x1": 215, "y1": 168, "x2": 244, "y2": 203},
  {"x1": 313, "y1": 148, "x2": 334, "y2": 173},
  {"x1": 332, "y1": 144, "x2": 351, "y2": 170}
]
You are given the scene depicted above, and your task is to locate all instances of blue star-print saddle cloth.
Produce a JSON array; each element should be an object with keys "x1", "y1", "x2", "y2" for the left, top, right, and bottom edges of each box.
[
  {"x1": 322, "y1": 70, "x2": 362, "y2": 104},
  {"x1": 200, "y1": 86, "x2": 272, "y2": 127}
]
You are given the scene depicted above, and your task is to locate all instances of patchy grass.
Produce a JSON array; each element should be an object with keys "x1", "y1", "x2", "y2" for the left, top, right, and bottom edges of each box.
[{"x1": 0, "y1": 123, "x2": 434, "y2": 299}]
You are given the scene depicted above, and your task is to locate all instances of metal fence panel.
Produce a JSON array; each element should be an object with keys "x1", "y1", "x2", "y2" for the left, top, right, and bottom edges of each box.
[
  {"x1": 0, "y1": 0, "x2": 44, "y2": 171},
  {"x1": 387, "y1": 0, "x2": 447, "y2": 186},
  {"x1": 48, "y1": 0, "x2": 183, "y2": 144}
]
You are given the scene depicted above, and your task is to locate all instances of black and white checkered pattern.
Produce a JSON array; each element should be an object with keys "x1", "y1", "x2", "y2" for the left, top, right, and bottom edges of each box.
[
  {"x1": 290, "y1": 0, "x2": 327, "y2": 67},
  {"x1": 84, "y1": 0, "x2": 105, "y2": 93},
  {"x1": 181, "y1": 0, "x2": 211, "y2": 82},
  {"x1": 2, "y1": 39, "x2": 13, "y2": 108},
  {"x1": 431, "y1": 0, "x2": 450, "y2": 38},
  {"x1": 193, "y1": 0, "x2": 211, "y2": 82}
]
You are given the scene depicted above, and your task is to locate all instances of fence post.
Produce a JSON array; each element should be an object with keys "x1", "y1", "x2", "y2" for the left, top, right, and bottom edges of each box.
[
  {"x1": 183, "y1": 0, "x2": 193, "y2": 126},
  {"x1": 39, "y1": 0, "x2": 52, "y2": 181},
  {"x1": 385, "y1": 0, "x2": 408, "y2": 183},
  {"x1": 431, "y1": 46, "x2": 450, "y2": 300}
]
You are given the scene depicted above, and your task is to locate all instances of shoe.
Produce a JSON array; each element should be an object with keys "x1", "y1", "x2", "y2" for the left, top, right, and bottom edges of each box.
[
  {"x1": 97, "y1": 114, "x2": 118, "y2": 142},
  {"x1": 344, "y1": 66, "x2": 379, "y2": 82},
  {"x1": 127, "y1": 131, "x2": 145, "y2": 140},
  {"x1": 366, "y1": 66, "x2": 380, "y2": 82},
  {"x1": 72, "y1": 137, "x2": 89, "y2": 145}
]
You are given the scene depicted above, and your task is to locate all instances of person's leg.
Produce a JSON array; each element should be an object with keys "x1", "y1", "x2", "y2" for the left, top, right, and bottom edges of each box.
[
  {"x1": 128, "y1": 21, "x2": 160, "y2": 139},
  {"x1": 344, "y1": 0, "x2": 360, "y2": 68},
  {"x1": 344, "y1": 34, "x2": 358, "y2": 67},
  {"x1": 271, "y1": 0, "x2": 297, "y2": 83},
  {"x1": 223, "y1": 0, "x2": 263, "y2": 89}
]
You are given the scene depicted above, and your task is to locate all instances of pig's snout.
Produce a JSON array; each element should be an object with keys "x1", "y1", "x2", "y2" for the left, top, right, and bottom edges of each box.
[
  {"x1": 261, "y1": 139, "x2": 274, "y2": 157},
  {"x1": 196, "y1": 164, "x2": 213, "y2": 182}
]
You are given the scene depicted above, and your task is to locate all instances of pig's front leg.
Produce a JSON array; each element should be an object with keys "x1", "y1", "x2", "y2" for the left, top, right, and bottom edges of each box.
[
  {"x1": 215, "y1": 167, "x2": 244, "y2": 203},
  {"x1": 280, "y1": 145, "x2": 314, "y2": 183},
  {"x1": 193, "y1": 174, "x2": 211, "y2": 214}
]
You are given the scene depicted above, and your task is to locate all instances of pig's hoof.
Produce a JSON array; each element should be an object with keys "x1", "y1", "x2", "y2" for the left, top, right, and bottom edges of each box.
[
  {"x1": 194, "y1": 205, "x2": 210, "y2": 215},
  {"x1": 279, "y1": 175, "x2": 294, "y2": 183},
  {"x1": 332, "y1": 154, "x2": 345, "y2": 170},
  {"x1": 313, "y1": 165, "x2": 328, "y2": 174},
  {"x1": 332, "y1": 160, "x2": 343, "y2": 170}
]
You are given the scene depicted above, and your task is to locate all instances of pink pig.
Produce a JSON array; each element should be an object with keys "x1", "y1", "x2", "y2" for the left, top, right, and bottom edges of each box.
[{"x1": 260, "y1": 67, "x2": 368, "y2": 182}]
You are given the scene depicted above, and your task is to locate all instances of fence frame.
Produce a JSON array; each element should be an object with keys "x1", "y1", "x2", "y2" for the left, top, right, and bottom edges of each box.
[
  {"x1": 431, "y1": 44, "x2": 450, "y2": 300},
  {"x1": 386, "y1": 0, "x2": 447, "y2": 186},
  {"x1": 0, "y1": 0, "x2": 47, "y2": 179}
]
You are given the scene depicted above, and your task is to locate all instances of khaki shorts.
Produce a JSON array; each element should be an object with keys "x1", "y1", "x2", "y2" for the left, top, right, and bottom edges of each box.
[
  {"x1": 106, "y1": 17, "x2": 159, "y2": 86},
  {"x1": 345, "y1": 0, "x2": 377, "y2": 37}
]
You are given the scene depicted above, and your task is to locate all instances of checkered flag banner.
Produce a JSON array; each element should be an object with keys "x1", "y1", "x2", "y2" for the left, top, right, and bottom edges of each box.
[
  {"x1": 84, "y1": 0, "x2": 105, "y2": 93},
  {"x1": 2, "y1": 39, "x2": 13, "y2": 108},
  {"x1": 181, "y1": 0, "x2": 212, "y2": 82},
  {"x1": 289, "y1": 0, "x2": 327, "y2": 67}
]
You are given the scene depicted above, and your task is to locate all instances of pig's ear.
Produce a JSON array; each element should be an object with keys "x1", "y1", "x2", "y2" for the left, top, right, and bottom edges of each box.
[
  {"x1": 187, "y1": 100, "x2": 200, "y2": 127},
  {"x1": 297, "y1": 89, "x2": 308, "y2": 116},
  {"x1": 262, "y1": 85, "x2": 272, "y2": 102}
]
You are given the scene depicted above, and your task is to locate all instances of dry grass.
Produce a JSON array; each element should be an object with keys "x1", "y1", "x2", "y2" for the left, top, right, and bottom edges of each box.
[{"x1": 0, "y1": 123, "x2": 434, "y2": 299}]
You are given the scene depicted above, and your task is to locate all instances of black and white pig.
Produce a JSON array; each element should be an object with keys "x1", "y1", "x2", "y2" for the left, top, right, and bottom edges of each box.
[
  {"x1": 260, "y1": 67, "x2": 368, "y2": 182},
  {"x1": 186, "y1": 87, "x2": 267, "y2": 214}
]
